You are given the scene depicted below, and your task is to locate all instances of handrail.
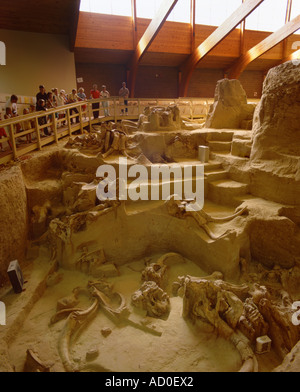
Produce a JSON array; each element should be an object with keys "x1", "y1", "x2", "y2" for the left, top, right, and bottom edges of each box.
[{"x1": 0, "y1": 97, "x2": 209, "y2": 165}]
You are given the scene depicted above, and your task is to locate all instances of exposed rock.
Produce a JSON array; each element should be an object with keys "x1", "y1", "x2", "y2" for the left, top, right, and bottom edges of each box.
[
  {"x1": 250, "y1": 61, "x2": 300, "y2": 205},
  {"x1": 273, "y1": 340, "x2": 300, "y2": 372},
  {"x1": 0, "y1": 166, "x2": 28, "y2": 286},
  {"x1": 205, "y1": 79, "x2": 255, "y2": 129}
]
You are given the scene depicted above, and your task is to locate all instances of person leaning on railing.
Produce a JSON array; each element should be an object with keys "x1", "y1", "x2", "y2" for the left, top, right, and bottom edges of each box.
[
  {"x1": 68, "y1": 89, "x2": 80, "y2": 124},
  {"x1": 46, "y1": 91, "x2": 56, "y2": 133},
  {"x1": 77, "y1": 87, "x2": 87, "y2": 118},
  {"x1": 4, "y1": 101, "x2": 22, "y2": 141},
  {"x1": 36, "y1": 99, "x2": 50, "y2": 136},
  {"x1": 58, "y1": 90, "x2": 68, "y2": 126}
]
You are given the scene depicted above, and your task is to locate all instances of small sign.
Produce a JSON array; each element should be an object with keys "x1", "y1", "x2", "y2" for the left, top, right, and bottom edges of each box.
[{"x1": 77, "y1": 77, "x2": 83, "y2": 83}]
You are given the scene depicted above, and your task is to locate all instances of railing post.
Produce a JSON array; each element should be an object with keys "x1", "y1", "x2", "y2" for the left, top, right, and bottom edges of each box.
[
  {"x1": 79, "y1": 104, "x2": 83, "y2": 134},
  {"x1": 53, "y1": 110, "x2": 58, "y2": 144},
  {"x1": 88, "y1": 101, "x2": 92, "y2": 132},
  {"x1": 67, "y1": 108, "x2": 72, "y2": 136},
  {"x1": 114, "y1": 98, "x2": 117, "y2": 123},
  {"x1": 9, "y1": 124, "x2": 17, "y2": 159},
  {"x1": 34, "y1": 117, "x2": 42, "y2": 150}
]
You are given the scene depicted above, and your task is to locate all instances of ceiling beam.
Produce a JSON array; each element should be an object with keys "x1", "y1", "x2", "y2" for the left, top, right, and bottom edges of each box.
[
  {"x1": 69, "y1": 0, "x2": 81, "y2": 52},
  {"x1": 279, "y1": 47, "x2": 300, "y2": 65},
  {"x1": 227, "y1": 14, "x2": 300, "y2": 79},
  {"x1": 128, "y1": 0, "x2": 178, "y2": 97},
  {"x1": 240, "y1": 0, "x2": 246, "y2": 55},
  {"x1": 178, "y1": 0, "x2": 265, "y2": 97},
  {"x1": 131, "y1": 0, "x2": 138, "y2": 47},
  {"x1": 190, "y1": 0, "x2": 196, "y2": 51},
  {"x1": 282, "y1": 0, "x2": 293, "y2": 58}
]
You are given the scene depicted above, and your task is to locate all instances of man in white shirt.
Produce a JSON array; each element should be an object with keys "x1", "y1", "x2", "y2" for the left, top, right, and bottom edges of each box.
[{"x1": 119, "y1": 82, "x2": 130, "y2": 115}]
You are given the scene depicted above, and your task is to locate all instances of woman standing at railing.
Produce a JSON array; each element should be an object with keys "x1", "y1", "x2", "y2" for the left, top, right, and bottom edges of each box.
[
  {"x1": 90, "y1": 84, "x2": 100, "y2": 120},
  {"x1": 78, "y1": 87, "x2": 87, "y2": 119},
  {"x1": 51, "y1": 88, "x2": 60, "y2": 122},
  {"x1": 36, "y1": 99, "x2": 50, "y2": 136},
  {"x1": 58, "y1": 90, "x2": 68, "y2": 126},
  {"x1": 68, "y1": 89, "x2": 80, "y2": 124}
]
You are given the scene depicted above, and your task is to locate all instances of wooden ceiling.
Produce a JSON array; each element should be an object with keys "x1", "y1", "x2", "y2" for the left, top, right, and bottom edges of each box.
[
  {"x1": 75, "y1": 12, "x2": 300, "y2": 72},
  {"x1": 1, "y1": 0, "x2": 299, "y2": 82},
  {"x1": 0, "y1": 0, "x2": 78, "y2": 35}
]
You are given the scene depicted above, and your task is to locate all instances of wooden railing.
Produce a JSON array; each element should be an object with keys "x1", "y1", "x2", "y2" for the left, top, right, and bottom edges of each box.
[{"x1": 0, "y1": 97, "x2": 210, "y2": 165}]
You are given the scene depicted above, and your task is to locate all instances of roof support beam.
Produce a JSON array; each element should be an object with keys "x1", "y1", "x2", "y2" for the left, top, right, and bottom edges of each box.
[
  {"x1": 282, "y1": 0, "x2": 293, "y2": 58},
  {"x1": 279, "y1": 48, "x2": 300, "y2": 65},
  {"x1": 178, "y1": 0, "x2": 265, "y2": 97},
  {"x1": 128, "y1": 0, "x2": 178, "y2": 97},
  {"x1": 69, "y1": 0, "x2": 81, "y2": 52},
  {"x1": 131, "y1": 0, "x2": 138, "y2": 47},
  {"x1": 190, "y1": 0, "x2": 196, "y2": 51},
  {"x1": 240, "y1": 0, "x2": 246, "y2": 55},
  {"x1": 227, "y1": 14, "x2": 300, "y2": 79}
]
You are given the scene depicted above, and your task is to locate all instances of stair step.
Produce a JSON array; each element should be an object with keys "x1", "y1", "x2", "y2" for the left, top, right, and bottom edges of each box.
[
  {"x1": 208, "y1": 179, "x2": 250, "y2": 207},
  {"x1": 205, "y1": 170, "x2": 228, "y2": 182},
  {"x1": 207, "y1": 131, "x2": 234, "y2": 142},
  {"x1": 208, "y1": 141, "x2": 232, "y2": 152},
  {"x1": 203, "y1": 161, "x2": 223, "y2": 171}
]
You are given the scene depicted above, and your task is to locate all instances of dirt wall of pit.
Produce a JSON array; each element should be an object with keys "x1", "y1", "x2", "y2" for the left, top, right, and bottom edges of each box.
[{"x1": 0, "y1": 166, "x2": 28, "y2": 286}]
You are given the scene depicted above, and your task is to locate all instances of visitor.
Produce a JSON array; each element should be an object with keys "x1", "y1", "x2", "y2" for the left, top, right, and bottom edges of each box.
[
  {"x1": 119, "y1": 82, "x2": 130, "y2": 115},
  {"x1": 77, "y1": 87, "x2": 87, "y2": 118},
  {"x1": 36, "y1": 99, "x2": 50, "y2": 136},
  {"x1": 58, "y1": 89, "x2": 68, "y2": 126},
  {"x1": 36, "y1": 85, "x2": 48, "y2": 110},
  {"x1": 68, "y1": 88, "x2": 80, "y2": 123},
  {"x1": 46, "y1": 92, "x2": 55, "y2": 132},
  {"x1": 100, "y1": 85, "x2": 110, "y2": 117},
  {"x1": 5, "y1": 97, "x2": 22, "y2": 136},
  {"x1": 5, "y1": 94, "x2": 18, "y2": 116},
  {"x1": 51, "y1": 88, "x2": 59, "y2": 108},
  {"x1": 0, "y1": 113, "x2": 12, "y2": 152},
  {"x1": 90, "y1": 84, "x2": 100, "y2": 120},
  {"x1": 51, "y1": 88, "x2": 59, "y2": 122}
]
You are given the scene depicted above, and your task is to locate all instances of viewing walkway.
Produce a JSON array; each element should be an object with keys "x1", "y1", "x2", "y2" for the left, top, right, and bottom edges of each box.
[{"x1": 0, "y1": 97, "x2": 209, "y2": 165}]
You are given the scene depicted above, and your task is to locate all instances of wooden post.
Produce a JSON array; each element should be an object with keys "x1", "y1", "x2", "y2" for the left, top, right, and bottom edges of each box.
[
  {"x1": 282, "y1": 0, "x2": 293, "y2": 58},
  {"x1": 53, "y1": 111, "x2": 58, "y2": 144},
  {"x1": 88, "y1": 101, "x2": 92, "y2": 132},
  {"x1": 67, "y1": 108, "x2": 72, "y2": 136},
  {"x1": 9, "y1": 124, "x2": 17, "y2": 159},
  {"x1": 34, "y1": 117, "x2": 42, "y2": 151},
  {"x1": 190, "y1": 0, "x2": 196, "y2": 51},
  {"x1": 114, "y1": 98, "x2": 117, "y2": 123},
  {"x1": 79, "y1": 105, "x2": 83, "y2": 134},
  {"x1": 138, "y1": 98, "x2": 141, "y2": 116}
]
